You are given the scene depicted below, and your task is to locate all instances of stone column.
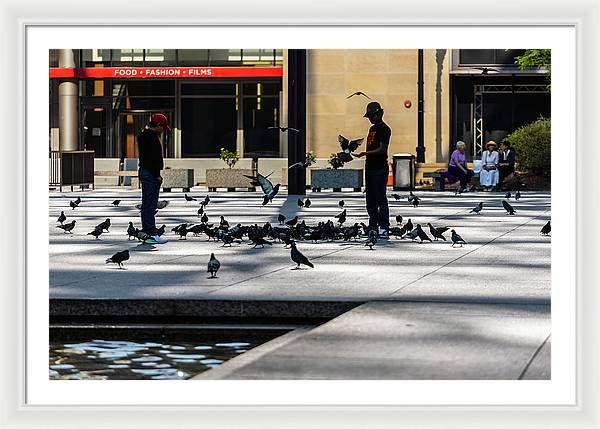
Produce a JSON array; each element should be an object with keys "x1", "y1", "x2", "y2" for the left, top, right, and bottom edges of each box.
[{"x1": 58, "y1": 49, "x2": 79, "y2": 151}]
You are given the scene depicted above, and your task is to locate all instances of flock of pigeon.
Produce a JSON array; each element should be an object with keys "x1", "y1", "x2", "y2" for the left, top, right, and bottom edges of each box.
[{"x1": 54, "y1": 185, "x2": 550, "y2": 277}]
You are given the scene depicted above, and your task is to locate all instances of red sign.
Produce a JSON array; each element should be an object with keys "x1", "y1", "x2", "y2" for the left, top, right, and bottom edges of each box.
[{"x1": 49, "y1": 66, "x2": 283, "y2": 79}]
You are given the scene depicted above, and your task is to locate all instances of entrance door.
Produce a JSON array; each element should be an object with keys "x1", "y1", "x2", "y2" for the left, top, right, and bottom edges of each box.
[
  {"x1": 116, "y1": 111, "x2": 173, "y2": 160},
  {"x1": 82, "y1": 105, "x2": 109, "y2": 157}
]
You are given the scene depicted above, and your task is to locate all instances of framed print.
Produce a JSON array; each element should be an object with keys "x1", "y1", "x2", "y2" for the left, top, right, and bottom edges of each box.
[{"x1": 1, "y1": 0, "x2": 599, "y2": 427}]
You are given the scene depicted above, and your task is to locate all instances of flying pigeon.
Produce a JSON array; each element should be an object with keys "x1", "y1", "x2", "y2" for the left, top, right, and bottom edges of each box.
[
  {"x1": 106, "y1": 250, "x2": 129, "y2": 269},
  {"x1": 540, "y1": 221, "x2": 551, "y2": 235},
  {"x1": 337, "y1": 135, "x2": 364, "y2": 162},
  {"x1": 346, "y1": 91, "x2": 372, "y2": 100},
  {"x1": 470, "y1": 202, "x2": 483, "y2": 215},
  {"x1": 56, "y1": 220, "x2": 76, "y2": 233},
  {"x1": 207, "y1": 253, "x2": 220, "y2": 278},
  {"x1": 268, "y1": 126, "x2": 300, "y2": 133},
  {"x1": 184, "y1": 194, "x2": 196, "y2": 202},
  {"x1": 451, "y1": 229, "x2": 467, "y2": 247},
  {"x1": 57, "y1": 211, "x2": 66, "y2": 224},
  {"x1": 290, "y1": 242, "x2": 314, "y2": 269},
  {"x1": 502, "y1": 200, "x2": 516, "y2": 215},
  {"x1": 112, "y1": 200, "x2": 121, "y2": 206},
  {"x1": 288, "y1": 160, "x2": 312, "y2": 170}
]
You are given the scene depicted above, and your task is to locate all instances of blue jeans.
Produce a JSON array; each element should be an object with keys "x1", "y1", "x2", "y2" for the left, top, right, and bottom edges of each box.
[
  {"x1": 139, "y1": 167, "x2": 160, "y2": 234},
  {"x1": 365, "y1": 166, "x2": 390, "y2": 230}
]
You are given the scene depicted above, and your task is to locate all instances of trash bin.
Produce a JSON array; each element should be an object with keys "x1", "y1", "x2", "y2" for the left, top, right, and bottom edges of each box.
[{"x1": 392, "y1": 153, "x2": 415, "y2": 191}]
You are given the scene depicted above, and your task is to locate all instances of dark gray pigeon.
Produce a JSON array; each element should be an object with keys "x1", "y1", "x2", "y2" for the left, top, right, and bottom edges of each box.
[
  {"x1": 106, "y1": 250, "x2": 129, "y2": 269},
  {"x1": 207, "y1": 253, "x2": 220, "y2": 278},
  {"x1": 127, "y1": 222, "x2": 136, "y2": 240},
  {"x1": 540, "y1": 221, "x2": 551, "y2": 235},
  {"x1": 427, "y1": 223, "x2": 447, "y2": 241},
  {"x1": 184, "y1": 194, "x2": 196, "y2": 202},
  {"x1": 304, "y1": 198, "x2": 311, "y2": 208},
  {"x1": 365, "y1": 230, "x2": 378, "y2": 250},
  {"x1": 290, "y1": 242, "x2": 314, "y2": 269},
  {"x1": 339, "y1": 200, "x2": 345, "y2": 208},
  {"x1": 95, "y1": 218, "x2": 111, "y2": 232},
  {"x1": 87, "y1": 227, "x2": 103, "y2": 239},
  {"x1": 416, "y1": 224, "x2": 432, "y2": 243},
  {"x1": 57, "y1": 211, "x2": 66, "y2": 224},
  {"x1": 285, "y1": 216, "x2": 298, "y2": 227},
  {"x1": 470, "y1": 202, "x2": 483, "y2": 215},
  {"x1": 515, "y1": 191, "x2": 521, "y2": 200},
  {"x1": 56, "y1": 220, "x2": 76, "y2": 233},
  {"x1": 502, "y1": 200, "x2": 516, "y2": 215},
  {"x1": 395, "y1": 215, "x2": 403, "y2": 225},
  {"x1": 112, "y1": 200, "x2": 121, "y2": 206},
  {"x1": 297, "y1": 198, "x2": 304, "y2": 208},
  {"x1": 278, "y1": 214, "x2": 286, "y2": 225},
  {"x1": 346, "y1": 91, "x2": 371, "y2": 100},
  {"x1": 451, "y1": 229, "x2": 467, "y2": 247}
]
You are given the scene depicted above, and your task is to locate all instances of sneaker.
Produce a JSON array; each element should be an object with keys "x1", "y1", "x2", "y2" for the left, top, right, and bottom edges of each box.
[
  {"x1": 144, "y1": 235, "x2": 168, "y2": 245},
  {"x1": 378, "y1": 228, "x2": 389, "y2": 239}
]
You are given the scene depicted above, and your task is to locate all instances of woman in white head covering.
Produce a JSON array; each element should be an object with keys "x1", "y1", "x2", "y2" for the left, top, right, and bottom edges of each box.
[{"x1": 479, "y1": 140, "x2": 499, "y2": 190}]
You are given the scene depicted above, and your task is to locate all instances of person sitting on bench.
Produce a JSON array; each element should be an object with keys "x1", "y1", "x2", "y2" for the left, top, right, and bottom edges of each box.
[
  {"x1": 498, "y1": 141, "x2": 516, "y2": 185},
  {"x1": 448, "y1": 141, "x2": 473, "y2": 193}
]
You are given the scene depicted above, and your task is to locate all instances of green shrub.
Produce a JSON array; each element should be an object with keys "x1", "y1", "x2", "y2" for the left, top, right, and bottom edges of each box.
[
  {"x1": 219, "y1": 147, "x2": 240, "y2": 169},
  {"x1": 503, "y1": 117, "x2": 551, "y2": 177}
]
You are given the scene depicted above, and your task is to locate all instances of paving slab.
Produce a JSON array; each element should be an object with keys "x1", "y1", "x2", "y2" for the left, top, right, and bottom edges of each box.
[{"x1": 210, "y1": 301, "x2": 551, "y2": 380}]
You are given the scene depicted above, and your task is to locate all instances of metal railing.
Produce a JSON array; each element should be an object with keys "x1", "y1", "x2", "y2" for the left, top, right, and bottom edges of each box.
[{"x1": 49, "y1": 150, "x2": 95, "y2": 191}]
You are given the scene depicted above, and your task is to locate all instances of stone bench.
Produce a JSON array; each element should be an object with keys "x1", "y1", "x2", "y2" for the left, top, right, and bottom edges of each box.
[{"x1": 94, "y1": 171, "x2": 139, "y2": 189}]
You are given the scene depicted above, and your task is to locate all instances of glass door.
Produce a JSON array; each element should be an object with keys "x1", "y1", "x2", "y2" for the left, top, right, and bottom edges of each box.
[{"x1": 116, "y1": 111, "x2": 173, "y2": 160}]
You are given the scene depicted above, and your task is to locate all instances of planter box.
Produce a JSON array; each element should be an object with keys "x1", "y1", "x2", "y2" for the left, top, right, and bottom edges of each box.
[
  {"x1": 310, "y1": 169, "x2": 363, "y2": 191},
  {"x1": 161, "y1": 168, "x2": 195, "y2": 192},
  {"x1": 206, "y1": 168, "x2": 255, "y2": 191}
]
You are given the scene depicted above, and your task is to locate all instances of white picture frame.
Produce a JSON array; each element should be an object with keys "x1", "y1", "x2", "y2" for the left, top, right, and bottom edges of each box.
[{"x1": 2, "y1": 0, "x2": 599, "y2": 427}]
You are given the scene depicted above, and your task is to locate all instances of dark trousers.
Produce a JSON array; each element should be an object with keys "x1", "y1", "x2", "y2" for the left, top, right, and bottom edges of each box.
[
  {"x1": 448, "y1": 165, "x2": 473, "y2": 189},
  {"x1": 499, "y1": 165, "x2": 514, "y2": 183},
  {"x1": 139, "y1": 167, "x2": 160, "y2": 234},
  {"x1": 365, "y1": 166, "x2": 390, "y2": 230}
]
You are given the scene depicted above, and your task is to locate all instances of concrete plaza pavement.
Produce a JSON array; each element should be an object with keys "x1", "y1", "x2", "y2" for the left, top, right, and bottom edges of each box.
[{"x1": 49, "y1": 187, "x2": 551, "y2": 379}]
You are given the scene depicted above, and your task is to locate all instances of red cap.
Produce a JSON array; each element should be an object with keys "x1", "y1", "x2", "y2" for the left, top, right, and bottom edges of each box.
[{"x1": 150, "y1": 113, "x2": 171, "y2": 131}]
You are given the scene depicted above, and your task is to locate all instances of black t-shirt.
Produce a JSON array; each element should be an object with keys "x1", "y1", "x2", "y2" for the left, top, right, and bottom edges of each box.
[
  {"x1": 365, "y1": 121, "x2": 391, "y2": 169},
  {"x1": 137, "y1": 128, "x2": 164, "y2": 176}
]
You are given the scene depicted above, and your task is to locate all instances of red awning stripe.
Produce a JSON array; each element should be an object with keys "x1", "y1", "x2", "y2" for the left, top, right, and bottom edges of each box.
[{"x1": 49, "y1": 66, "x2": 283, "y2": 79}]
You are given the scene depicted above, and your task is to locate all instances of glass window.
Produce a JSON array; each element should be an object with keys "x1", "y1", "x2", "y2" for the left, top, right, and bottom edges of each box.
[
  {"x1": 208, "y1": 49, "x2": 243, "y2": 66},
  {"x1": 242, "y1": 82, "x2": 281, "y2": 96},
  {"x1": 111, "y1": 49, "x2": 144, "y2": 65},
  {"x1": 181, "y1": 98, "x2": 237, "y2": 157},
  {"x1": 243, "y1": 95, "x2": 280, "y2": 157},
  {"x1": 242, "y1": 49, "x2": 278, "y2": 65},
  {"x1": 112, "y1": 80, "x2": 175, "y2": 96},
  {"x1": 178, "y1": 49, "x2": 210, "y2": 66},
  {"x1": 181, "y1": 83, "x2": 237, "y2": 96},
  {"x1": 112, "y1": 97, "x2": 175, "y2": 110},
  {"x1": 144, "y1": 49, "x2": 178, "y2": 66},
  {"x1": 459, "y1": 49, "x2": 527, "y2": 66},
  {"x1": 49, "y1": 49, "x2": 59, "y2": 67},
  {"x1": 81, "y1": 49, "x2": 112, "y2": 66}
]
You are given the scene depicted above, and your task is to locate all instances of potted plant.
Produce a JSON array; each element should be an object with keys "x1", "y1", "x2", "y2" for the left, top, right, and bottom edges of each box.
[
  {"x1": 310, "y1": 152, "x2": 364, "y2": 192},
  {"x1": 205, "y1": 148, "x2": 254, "y2": 191}
]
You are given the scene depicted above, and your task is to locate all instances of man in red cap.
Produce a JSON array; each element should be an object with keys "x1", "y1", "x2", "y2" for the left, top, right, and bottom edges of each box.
[{"x1": 137, "y1": 113, "x2": 170, "y2": 244}]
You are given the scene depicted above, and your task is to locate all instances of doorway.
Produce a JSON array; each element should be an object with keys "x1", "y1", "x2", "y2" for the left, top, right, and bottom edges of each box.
[{"x1": 116, "y1": 111, "x2": 173, "y2": 160}]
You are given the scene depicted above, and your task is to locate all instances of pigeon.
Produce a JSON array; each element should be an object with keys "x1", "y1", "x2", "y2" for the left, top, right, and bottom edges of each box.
[
  {"x1": 95, "y1": 218, "x2": 111, "y2": 232},
  {"x1": 339, "y1": 200, "x2": 345, "y2": 208},
  {"x1": 408, "y1": 192, "x2": 421, "y2": 207},
  {"x1": 197, "y1": 207, "x2": 204, "y2": 217},
  {"x1": 502, "y1": 200, "x2": 516, "y2": 215},
  {"x1": 112, "y1": 200, "x2": 121, "y2": 206},
  {"x1": 127, "y1": 222, "x2": 136, "y2": 240},
  {"x1": 201, "y1": 213, "x2": 209, "y2": 224},
  {"x1": 106, "y1": 250, "x2": 129, "y2": 269},
  {"x1": 155, "y1": 225, "x2": 166, "y2": 237},
  {"x1": 156, "y1": 200, "x2": 169, "y2": 209},
  {"x1": 250, "y1": 236, "x2": 272, "y2": 248},
  {"x1": 337, "y1": 135, "x2": 364, "y2": 162},
  {"x1": 415, "y1": 224, "x2": 433, "y2": 243},
  {"x1": 470, "y1": 202, "x2": 483, "y2": 215},
  {"x1": 505, "y1": 192, "x2": 512, "y2": 199},
  {"x1": 471, "y1": 67, "x2": 500, "y2": 74},
  {"x1": 412, "y1": 198, "x2": 420, "y2": 208},
  {"x1": 288, "y1": 160, "x2": 312, "y2": 169},
  {"x1": 346, "y1": 91, "x2": 371, "y2": 100},
  {"x1": 87, "y1": 227, "x2": 103, "y2": 239},
  {"x1": 335, "y1": 209, "x2": 347, "y2": 225},
  {"x1": 427, "y1": 223, "x2": 448, "y2": 241},
  {"x1": 405, "y1": 227, "x2": 420, "y2": 241},
  {"x1": 285, "y1": 216, "x2": 298, "y2": 227},
  {"x1": 184, "y1": 194, "x2": 196, "y2": 202},
  {"x1": 451, "y1": 229, "x2": 467, "y2": 247},
  {"x1": 395, "y1": 215, "x2": 403, "y2": 225},
  {"x1": 172, "y1": 223, "x2": 187, "y2": 234},
  {"x1": 201, "y1": 195, "x2": 210, "y2": 206},
  {"x1": 365, "y1": 230, "x2": 378, "y2": 250},
  {"x1": 57, "y1": 211, "x2": 66, "y2": 224},
  {"x1": 278, "y1": 214, "x2": 286, "y2": 225},
  {"x1": 541, "y1": 221, "x2": 551, "y2": 235},
  {"x1": 220, "y1": 216, "x2": 230, "y2": 230},
  {"x1": 135, "y1": 229, "x2": 151, "y2": 242},
  {"x1": 75, "y1": 196, "x2": 81, "y2": 204},
  {"x1": 69, "y1": 199, "x2": 79, "y2": 210},
  {"x1": 304, "y1": 198, "x2": 311, "y2": 208},
  {"x1": 297, "y1": 198, "x2": 305, "y2": 208},
  {"x1": 515, "y1": 191, "x2": 521, "y2": 200},
  {"x1": 391, "y1": 194, "x2": 401, "y2": 201},
  {"x1": 290, "y1": 242, "x2": 314, "y2": 269},
  {"x1": 56, "y1": 220, "x2": 76, "y2": 233},
  {"x1": 268, "y1": 126, "x2": 300, "y2": 133},
  {"x1": 207, "y1": 253, "x2": 220, "y2": 278},
  {"x1": 405, "y1": 219, "x2": 413, "y2": 232},
  {"x1": 221, "y1": 234, "x2": 241, "y2": 247}
]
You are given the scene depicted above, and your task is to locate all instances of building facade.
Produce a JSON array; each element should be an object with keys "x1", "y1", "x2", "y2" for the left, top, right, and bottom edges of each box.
[{"x1": 49, "y1": 48, "x2": 550, "y2": 183}]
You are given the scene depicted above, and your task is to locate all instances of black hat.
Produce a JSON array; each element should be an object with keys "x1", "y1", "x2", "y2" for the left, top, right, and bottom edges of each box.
[{"x1": 363, "y1": 101, "x2": 383, "y2": 117}]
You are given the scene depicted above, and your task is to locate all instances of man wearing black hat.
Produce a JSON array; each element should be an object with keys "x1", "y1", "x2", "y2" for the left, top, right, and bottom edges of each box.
[
  {"x1": 355, "y1": 102, "x2": 391, "y2": 237},
  {"x1": 137, "y1": 113, "x2": 170, "y2": 245}
]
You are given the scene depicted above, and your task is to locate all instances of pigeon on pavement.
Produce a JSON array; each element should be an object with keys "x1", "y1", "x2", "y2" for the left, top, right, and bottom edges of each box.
[
  {"x1": 112, "y1": 200, "x2": 121, "y2": 206},
  {"x1": 106, "y1": 250, "x2": 129, "y2": 269},
  {"x1": 339, "y1": 200, "x2": 345, "y2": 208},
  {"x1": 502, "y1": 200, "x2": 516, "y2": 215},
  {"x1": 505, "y1": 192, "x2": 511, "y2": 199},
  {"x1": 87, "y1": 227, "x2": 104, "y2": 239},
  {"x1": 290, "y1": 242, "x2": 314, "y2": 269},
  {"x1": 470, "y1": 202, "x2": 483, "y2": 215},
  {"x1": 365, "y1": 230, "x2": 378, "y2": 250},
  {"x1": 416, "y1": 224, "x2": 433, "y2": 243},
  {"x1": 285, "y1": 216, "x2": 298, "y2": 227},
  {"x1": 541, "y1": 221, "x2": 551, "y2": 235},
  {"x1": 69, "y1": 199, "x2": 79, "y2": 210},
  {"x1": 395, "y1": 215, "x2": 403, "y2": 225},
  {"x1": 127, "y1": 222, "x2": 136, "y2": 240},
  {"x1": 304, "y1": 198, "x2": 311, "y2": 208},
  {"x1": 451, "y1": 229, "x2": 467, "y2": 247},
  {"x1": 427, "y1": 223, "x2": 448, "y2": 241},
  {"x1": 184, "y1": 194, "x2": 196, "y2": 202},
  {"x1": 515, "y1": 191, "x2": 521, "y2": 200},
  {"x1": 57, "y1": 211, "x2": 66, "y2": 224},
  {"x1": 95, "y1": 218, "x2": 111, "y2": 232},
  {"x1": 335, "y1": 209, "x2": 347, "y2": 225},
  {"x1": 56, "y1": 220, "x2": 76, "y2": 233},
  {"x1": 207, "y1": 253, "x2": 220, "y2": 278},
  {"x1": 278, "y1": 214, "x2": 286, "y2": 225},
  {"x1": 297, "y1": 198, "x2": 304, "y2": 208}
]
